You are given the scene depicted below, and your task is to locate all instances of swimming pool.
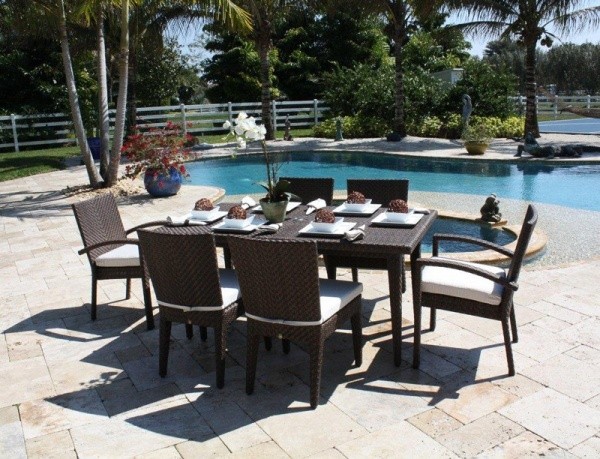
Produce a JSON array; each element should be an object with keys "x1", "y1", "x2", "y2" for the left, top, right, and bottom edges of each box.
[{"x1": 186, "y1": 151, "x2": 600, "y2": 211}]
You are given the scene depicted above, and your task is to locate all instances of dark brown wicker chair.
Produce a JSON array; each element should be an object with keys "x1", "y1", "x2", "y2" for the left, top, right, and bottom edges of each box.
[
  {"x1": 412, "y1": 205, "x2": 538, "y2": 376},
  {"x1": 138, "y1": 225, "x2": 243, "y2": 388},
  {"x1": 279, "y1": 177, "x2": 335, "y2": 205},
  {"x1": 72, "y1": 194, "x2": 166, "y2": 329},
  {"x1": 325, "y1": 178, "x2": 410, "y2": 289},
  {"x1": 228, "y1": 236, "x2": 363, "y2": 409}
]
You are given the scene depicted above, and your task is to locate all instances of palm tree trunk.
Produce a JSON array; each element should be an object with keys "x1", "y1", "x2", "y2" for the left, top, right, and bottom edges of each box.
[
  {"x1": 58, "y1": 0, "x2": 101, "y2": 187},
  {"x1": 96, "y1": 4, "x2": 110, "y2": 181},
  {"x1": 390, "y1": 1, "x2": 407, "y2": 139},
  {"x1": 257, "y1": 14, "x2": 274, "y2": 140},
  {"x1": 524, "y1": 40, "x2": 540, "y2": 138},
  {"x1": 108, "y1": 0, "x2": 130, "y2": 186}
]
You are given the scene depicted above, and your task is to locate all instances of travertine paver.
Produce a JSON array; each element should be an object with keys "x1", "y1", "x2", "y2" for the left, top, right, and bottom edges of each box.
[{"x1": 1, "y1": 144, "x2": 600, "y2": 458}]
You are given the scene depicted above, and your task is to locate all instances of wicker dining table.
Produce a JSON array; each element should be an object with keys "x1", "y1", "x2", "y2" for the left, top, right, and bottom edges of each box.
[{"x1": 201, "y1": 202, "x2": 438, "y2": 367}]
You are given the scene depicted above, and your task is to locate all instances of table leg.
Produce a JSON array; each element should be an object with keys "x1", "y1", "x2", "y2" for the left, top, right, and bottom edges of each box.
[
  {"x1": 387, "y1": 256, "x2": 403, "y2": 367},
  {"x1": 224, "y1": 246, "x2": 232, "y2": 269},
  {"x1": 410, "y1": 244, "x2": 422, "y2": 305}
]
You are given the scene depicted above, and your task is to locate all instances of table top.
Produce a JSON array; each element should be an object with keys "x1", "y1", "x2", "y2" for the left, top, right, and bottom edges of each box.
[{"x1": 206, "y1": 203, "x2": 438, "y2": 256}]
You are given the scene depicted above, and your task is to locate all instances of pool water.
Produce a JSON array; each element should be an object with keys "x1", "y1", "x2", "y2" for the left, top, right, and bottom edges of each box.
[
  {"x1": 186, "y1": 151, "x2": 600, "y2": 211},
  {"x1": 423, "y1": 218, "x2": 515, "y2": 253}
]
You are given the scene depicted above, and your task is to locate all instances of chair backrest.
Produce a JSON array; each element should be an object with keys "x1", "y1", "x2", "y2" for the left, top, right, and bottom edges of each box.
[
  {"x1": 228, "y1": 237, "x2": 322, "y2": 322},
  {"x1": 280, "y1": 177, "x2": 335, "y2": 205},
  {"x1": 138, "y1": 226, "x2": 223, "y2": 307},
  {"x1": 346, "y1": 179, "x2": 409, "y2": 206},
  {"x1": 507, "y1": 204, "x2": 538, "y2": 283},
  {"x1": 72, "y1": 194, "x2": 127, "y2": 262}
]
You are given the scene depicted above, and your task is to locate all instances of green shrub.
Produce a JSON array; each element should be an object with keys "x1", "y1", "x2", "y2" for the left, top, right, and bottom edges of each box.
[{"x1": 312, "y1": 115, "x2": 390, "y2": 139}]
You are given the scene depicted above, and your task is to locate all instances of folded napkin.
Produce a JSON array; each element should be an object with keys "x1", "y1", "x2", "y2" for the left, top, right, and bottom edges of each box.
[
  {"x1": 241, "y1": 196, "x2": 257, "y2": 209},
  {"x1": 305, "y1": 198, "x2": 327, "y2": 215},
  {"x1": 413, "y1": 207, "x2": 430, "y2": 214},
  {"x1": 166, "y1": 215, "x2": 206, "y2": 226},
  {"x1": 343, "y1": 225, "x2": 365, "y2": 242},
  {"x1": 258, "y1": 222, "x2": 282, "y2": 234}
]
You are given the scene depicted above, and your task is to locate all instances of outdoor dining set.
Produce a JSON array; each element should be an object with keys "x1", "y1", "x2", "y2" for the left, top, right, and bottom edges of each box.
[{"x1": 72, "y1": 179, "x2": 537, "y2": 409}]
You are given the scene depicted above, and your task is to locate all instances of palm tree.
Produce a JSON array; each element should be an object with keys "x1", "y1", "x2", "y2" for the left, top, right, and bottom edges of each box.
[{"x1": 450, "y1": 0, "x2": 600, "y2": 137}]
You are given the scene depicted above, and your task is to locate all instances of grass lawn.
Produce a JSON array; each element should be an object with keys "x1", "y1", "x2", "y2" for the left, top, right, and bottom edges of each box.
[{"x1": 0, "y1": 146, "x2": 80, "y2": 182}]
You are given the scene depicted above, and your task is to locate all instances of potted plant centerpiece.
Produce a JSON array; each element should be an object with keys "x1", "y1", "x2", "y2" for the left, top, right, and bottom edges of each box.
[
  {"x1": 122, "y1": 122, "x2": 193, "y2": 197},
  {"x1": 461, "y1": 121, "x2": 494, "y2": 155},
  {"x1": 224, "y1": 113, "x2": 296, "y2": 223}
]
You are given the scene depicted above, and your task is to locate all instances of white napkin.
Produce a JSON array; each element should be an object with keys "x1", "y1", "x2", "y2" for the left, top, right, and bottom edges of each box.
[
  {"x1": 258, "y1": 222, "x2": 282, "y2": 233},
  {"x1": 305, "y1": 198, "x2": 327, "y2": 215},
  {"x1": 343, "y1": 225, "x2": 365, "y2": 242},
  {"x1": 166, "y1": 215, "x2": 206, "y2": 226},
  {"x1": 241, "y1": 196, "x2": 257, "y2": 209},
  {"x1": 413, "y1": 207, "x2": 430, "y2": 214}
]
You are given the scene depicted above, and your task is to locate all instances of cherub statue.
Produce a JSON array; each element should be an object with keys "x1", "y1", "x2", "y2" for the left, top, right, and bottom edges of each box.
[
  {"x1": 283, "y1": 115, "x2": 293, "y2": 141},
  {"x1": 480, "y1": 194, "x2": 502, "y2": 223}
]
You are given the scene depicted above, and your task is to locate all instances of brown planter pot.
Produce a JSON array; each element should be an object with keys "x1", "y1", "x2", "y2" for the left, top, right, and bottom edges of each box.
[{"x1": 464, "y1": 142, "x2": 489, "y2": 155}]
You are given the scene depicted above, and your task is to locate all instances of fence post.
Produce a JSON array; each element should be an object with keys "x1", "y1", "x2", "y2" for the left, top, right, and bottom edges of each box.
[
  {"x1": 313, "y1": 99, "x2": 318, "y2": 126},
  {"x1": 180, "y1": 104, "x2": 187, "y2": 134},
  {"x1": 10, "y1": 114, "x2": 19, "y2": 152},
  {"x1": 272, "y1": 100, "x2": 277, "y2": 135},
  {"x1": 227, "y1": 102, "x2": 233, "y2": 125},
  {"x1": 554, "y1": 95, "x2": 558, "y2": 119},
  {"x1": 587, "y1": 94, "x2": 591, "y2": 109}
]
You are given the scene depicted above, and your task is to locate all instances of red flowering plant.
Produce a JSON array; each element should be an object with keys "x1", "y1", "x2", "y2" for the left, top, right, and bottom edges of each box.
[{"x1": 122, "y1": 122, "x2": 194, "y2": 181}]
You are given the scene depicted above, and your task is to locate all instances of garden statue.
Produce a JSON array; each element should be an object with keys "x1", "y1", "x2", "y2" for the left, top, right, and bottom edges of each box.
[
  {"x1": 283, "y1": 115, "x2": 293, "y2": 141},
  {"x1": 462, "y1": 94, "x2": 473, "y2": 128},
  {"x1": 480, "y1": 194, "x2": 502, "y2": 223},
  {"x1": 335, "y1": 117, "x2": 344, "y2": 141},
  {"x1": 515, "y1": 132, "x2": 582, "y2": 158}
]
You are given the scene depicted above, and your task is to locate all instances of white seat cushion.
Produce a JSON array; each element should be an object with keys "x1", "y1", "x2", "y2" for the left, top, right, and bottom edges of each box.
[
  {"x1": 246, "y1": 278, "x2": 363, "y2": 326},
  {"x1": 158, "y1": 268, "x2": 241, "y2": 312},
  {"x1": 421, "y1": 258, "x2": 507, "y2": 305},
  {"x1": 95, "y1": 244, "x2": 140, "y2": 268}
]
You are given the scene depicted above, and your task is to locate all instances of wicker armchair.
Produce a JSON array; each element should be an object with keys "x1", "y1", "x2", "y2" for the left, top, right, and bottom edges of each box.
[
  {"x1": 72, "y1": 194, "x2": 166, "y2": 329},
  {"x1": 138, "y1": 226, "x2": 243, "y2": 388},
  {"x1": 228, "y1": 236, "x2": 363, "y2": 409},
  {"x1": 412, "y1": 205, "x2": 538, "y2": 375},
  {"x1": 279, "y1": 177, "x2": 335, "y2": 205},
  {"x1": 325, "y1": 179, "x2": 410, "y2": 289}
]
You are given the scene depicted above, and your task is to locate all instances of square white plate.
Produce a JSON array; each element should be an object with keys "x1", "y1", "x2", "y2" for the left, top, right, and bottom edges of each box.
[
  {"x1": 310, "y1": 217, "x2": 345, "y2": 233},
  {"x1": 190, "y1": 207, "x2": 222, "y2": 220},
  {"x1": 333, "y1": 202, "x2": 382, "y2": 215},
  {"x1": 251, "y1": 201, "x2": 301, "y2": 213},
  {"x1": 212, "y1": 216, "x2": 264, "y2": 233},
  {"x1": 298, "y1": 221, "x2": 356, "y2": 237},
  {"x1": 371, "y1": 212, "x2": 423, "y2": 227},
  {"x1": 188, "y1": 210, "x2": 227, "y2": 223},
  {"x1": 382, "y1": 209, "x2": 415, "y2": 223},
  {"x1": 342, "y1": 199, "x2": 372, "y2": 212}
]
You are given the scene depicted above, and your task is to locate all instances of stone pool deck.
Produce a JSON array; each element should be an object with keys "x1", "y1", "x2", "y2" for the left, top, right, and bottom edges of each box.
[{"x1": 1, "y1": 135, "x2": 600, "y2": 458}]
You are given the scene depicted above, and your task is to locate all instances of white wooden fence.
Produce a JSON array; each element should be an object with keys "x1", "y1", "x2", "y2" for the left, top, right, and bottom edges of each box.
[{"x1": 0, "y1": 99, "x2": 329, "y2": 152}]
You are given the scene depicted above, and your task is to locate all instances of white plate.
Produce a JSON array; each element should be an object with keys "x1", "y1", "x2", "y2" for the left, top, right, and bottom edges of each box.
[
  {"x1": 219, "y1": 215, "x2": 256, "y2": 229},
  {"x1": 343, "y1": 199, "x2": 372, "y2": 212},
  {"x1": 333, "y1": 202, "x2": 381, "y2": 215},
  {"x1": 190, "y1": 206, "x2": 221, "y2": 220},
  {"x1": 383, "y1": 209, "x2": 415, "y2": 223},
  {"x1": 371, "y1": 212, "x2": 423, "y2": 227},
  {"x1": 310, "y1": 217, "x2": 345, "y2": 233},
  {"x1": 188, "y1": 209, "x2": 227, "y2": 222},
  {"x1": 298, "y1": 221, "x2": 356, "y2": 237},
  {"x1": 212, "y1": 216, "x2": 264, "y2": 233},
  {"x1": 168, "y1": 211, "x2": 227, "y2": 225},
  {"x1": 251, "y1": 201, "x2": 301, "y2": 213}
]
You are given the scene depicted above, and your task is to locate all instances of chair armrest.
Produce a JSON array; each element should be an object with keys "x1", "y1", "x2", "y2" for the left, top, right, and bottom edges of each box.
[
  {"x1": 432, "y1": 233, "x2": 514, "y2": 258},
  {"x1": 78, "y1": 239, "x2": 139, "y2": 255},
  {"x1": 126, "y1": 220, "x2": 169, "y2": 235},
  {"x1": 415, "y1": 257, "x2": 518, "y2": 291}
]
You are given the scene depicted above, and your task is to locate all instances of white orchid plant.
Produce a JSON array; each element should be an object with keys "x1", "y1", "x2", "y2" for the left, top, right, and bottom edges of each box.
[{"x1": 223, "y1": 112, "x2": 294, "y2": 203}]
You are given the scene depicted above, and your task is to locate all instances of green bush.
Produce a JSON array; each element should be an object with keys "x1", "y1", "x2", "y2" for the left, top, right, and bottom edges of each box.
[
  {"x1": 312, "y1": 115, "x2": 390, "y2": 138},
  {"x1": 407, "y1": 114, "x2": 523, "y2": 139}
]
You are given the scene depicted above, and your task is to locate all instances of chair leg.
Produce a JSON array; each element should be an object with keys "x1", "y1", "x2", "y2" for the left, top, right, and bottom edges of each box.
[
  {"x1": 246, "y1": 328, "x2": 260, "y2": 395},
  {"x1": 200, "y1": 326, "x2": 208, "y2": 341},
  {"x1": 351, "y1": 267, "x2": 358, "y2": 282},
  {"x1": 350, "y1": 312, "x2": 362, "y2": 366},
  {"x1": 510, "y1": 305, "x2": 519, "y2": 343},
  {"x1": 413, "y1": 300, "x2": 422, "y2": 369},
  {"x1": 185, "y1": 324, "x2": 193, "y2": 340},
  {"x1": 324, "y1": 257, "x2": 336, "y2": 280},
  {"x1": 282, "y1": 338, "x2": 291, "y2": 354},
  {"x1": 264, "y1": 336, "x2": 273, "y2": 351},
  {"x1": 159, "y1": 318, "x2": 172, "y2": 377},
  {"x1": 501, "y1": 318, "x2": 516, "y2": 376},
  {"x1": 142, "y1": 276, "x2": 154, "y2": 330},
  {"x1": 429, "y1": 308, "x2": 437, "y2": 331},
  {"x1": 91, "y1": 273, "x2": 98, "y2": 321},
  {"x1": 126, "y1": 277, "x2": 131, "y2": 299},
  {"x1": 309, "y1": 343, "x2": 325, "y2": 409},
  {"x1": 215, "y1": 325, "x2": 226, "y2": 389}
]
